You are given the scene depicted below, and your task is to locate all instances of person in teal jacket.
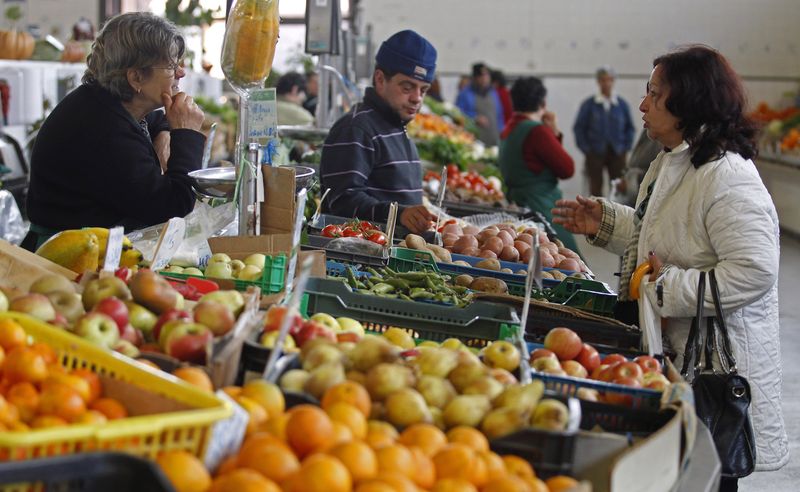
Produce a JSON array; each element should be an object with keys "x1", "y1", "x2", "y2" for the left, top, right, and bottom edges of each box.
[{"x1": 498, "y1": 77, "x2": 580, "y2": 253}]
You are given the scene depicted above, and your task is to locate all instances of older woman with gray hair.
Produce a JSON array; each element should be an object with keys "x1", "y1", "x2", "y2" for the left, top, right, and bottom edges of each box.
[{"x1": 23, "y1": 12, "x2": 205, "y2": 250}]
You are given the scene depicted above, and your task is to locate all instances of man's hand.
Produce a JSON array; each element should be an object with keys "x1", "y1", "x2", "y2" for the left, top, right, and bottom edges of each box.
[
  {"x1": 153, "y1": 131, "x2": 170, "y2": 173},
  {"x1": 400, "y1": 205, "x2": 437, "y2": 234},
  {"x1": 161, "y1": 92, "x2": 204, "y2": 131}
]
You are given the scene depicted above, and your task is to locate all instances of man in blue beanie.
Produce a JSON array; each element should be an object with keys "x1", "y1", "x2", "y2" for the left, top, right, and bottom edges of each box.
[{"x1": 320, "y1": 30, "x2": 438, "y2": 233}]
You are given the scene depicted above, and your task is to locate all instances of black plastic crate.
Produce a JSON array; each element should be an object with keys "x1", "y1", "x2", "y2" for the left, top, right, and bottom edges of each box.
[
  {"x1": 579, "y1": 399, "x2": 676, "y2": 435},
  {"x1": 489, "y1": 428, "x2": 576, "y2": 479},
  {"x1": 0, "y1": 453, "x2": 175, "y2": 492}
]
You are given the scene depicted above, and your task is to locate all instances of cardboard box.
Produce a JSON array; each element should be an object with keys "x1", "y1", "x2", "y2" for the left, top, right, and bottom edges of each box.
[
  {"x1": 0, "y1": 239, "x2": 78, "y2": 294},
  {"x1": 260, "y1": 166, "x2": 297, "y2": 235}
]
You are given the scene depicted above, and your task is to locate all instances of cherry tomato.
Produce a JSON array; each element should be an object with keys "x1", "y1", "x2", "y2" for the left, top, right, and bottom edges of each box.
[
  {"x1": 321, "y1": 225, "x2": 342, "y2": 238},
  {"x1": 342, "y1": 226, "x2": 361, "y2": 237},
  {"x1": 367, "y1": 232, "x2": 387, "y2": 245}
]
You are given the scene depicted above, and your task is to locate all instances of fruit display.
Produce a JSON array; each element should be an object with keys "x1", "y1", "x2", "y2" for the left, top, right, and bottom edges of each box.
[
  {"x1": 164, "y1": 252, "x2": 275, "y2": 282},
  {"x1": 749, "y1": 101, "x2": 800, "y2": 153},
  {"x1": 35, "y1": 227, "x2": 143, "y2": 274},
  {"x1": 424, "y1": 164, "x2": 512, "y2": 206},
  {"x1": 320, "y1": 220, "x2": 388, "y2": 246},
  {"x1": 408, "y1": 113, "x2": 476, "y2": 146}
]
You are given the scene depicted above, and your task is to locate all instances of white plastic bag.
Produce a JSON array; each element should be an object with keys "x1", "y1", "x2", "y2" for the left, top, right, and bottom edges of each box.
[
  {"x1": 0, "y1": 190, "x2": 27, "y2": 245},
  {"x1": 638, "y1": 277, "x2": 663, "y2": 356}
]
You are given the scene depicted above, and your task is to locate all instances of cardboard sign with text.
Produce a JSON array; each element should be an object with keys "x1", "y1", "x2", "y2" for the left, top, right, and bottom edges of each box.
[{"x1": 260, "y1": 166, "x2": 297, "y2": 235}]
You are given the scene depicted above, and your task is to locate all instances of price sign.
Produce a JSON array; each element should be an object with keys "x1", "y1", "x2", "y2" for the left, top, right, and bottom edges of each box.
[
  {"x1": 246, "y1": 89, "x2": 278, "y2": 141},
  {"x1": 150, "y1": 217, "x2": 185, "y2": 271},
  {"x1": 204, "y1": 391, "x2": 250, "y2": 472},
  {"x1": 102, "y1": 226, "x2": 125, "y2": 272}
]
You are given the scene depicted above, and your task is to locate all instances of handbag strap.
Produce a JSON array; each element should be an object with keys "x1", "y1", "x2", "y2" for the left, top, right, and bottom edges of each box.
[
  {"x1": 708, "y1": 269, "x2": 738, "y2": 373},
  {"x1": 681, "y1": 271, "x2": 706, "y2": 379}
]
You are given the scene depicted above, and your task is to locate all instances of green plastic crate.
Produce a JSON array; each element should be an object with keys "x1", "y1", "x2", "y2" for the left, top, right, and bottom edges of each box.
[
  {"x1": 159, "y1": 254, "x2": 287, "y2": 293},
  {"x1": 387, "y1": 247, "x2": 440, "y2": 273}
]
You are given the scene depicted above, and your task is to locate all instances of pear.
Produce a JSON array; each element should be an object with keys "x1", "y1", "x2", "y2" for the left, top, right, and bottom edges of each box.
[
  {"x1": 493, "y1": 381, "x2": 545, "y2": 411},
  {"x1": 429, "y1": 406, "x2": 445, "y2": 430},
  {"x1": 300, "y1": 337, "x2": 337, "y2": 359},
  {"x1": 348, "y1": 335, "x2": 401, "y2": 372},
  {"x1": 346, "y1": 370, "x2": 367, "y2": 385},
  {"x1": 412, "y1": 347, "x2": 459, "y2": 378},
  {"x1": 279, "y1": 369, "x2": 311, "y2": 392},
  {"x1": 448, "y1": 357, "x2": 489, "y2": 392},
  {"x1": 443, "y1": 394, "x2": 491, "y2": 429},
  {"x1": 382, "y1": 327, "x2": 416, "y2": 349},
  {"x1": 385, "y1": 388, "x2": 432, "y2": 428},
  {"x1": 530, "y1": 399, "x2": 570, "y2": 431},
  {"x1": 481, "y1": 406, "x2": 531, "y2": 439},
  {"x1": 303, "y1": 362, "x2": 345, "y2": 399},
  {"x1": 302, "y1": 343, "x2": 344, "y2": 371},
  {"x1": 462, "y1": 375, "x2": 505, "y2": 400},
  {"x1": 416, "y1": 375, "x2": 457, "y2": 409},
  {"x1": 365, "y1": 363, "x2": 415, "y2": 401}
]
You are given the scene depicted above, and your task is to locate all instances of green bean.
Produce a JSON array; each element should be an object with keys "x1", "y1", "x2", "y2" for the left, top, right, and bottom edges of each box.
[{"x1": 371, "y1": 283, "x2": 395, "y2": 294}]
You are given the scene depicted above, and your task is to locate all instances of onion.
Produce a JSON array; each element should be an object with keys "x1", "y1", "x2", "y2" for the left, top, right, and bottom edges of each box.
[
  {"x1": 559, "y1": 258, "x2": 581, "y2": 272},
  {"x1": 496, "y1": 230, "x2": 513, "y2": 247},
  {"x1": 463, "y1": 225, "x2": 480, "y2": 236},
  {"x1": 483, "y1": 236, "x2": 504, "y2": 255},
  {"x1": 443, "y1": 223, "x2": 463, "y2": 236},
  {"x1": 461, "y1": 247, "x2": 481, "y2": 257},
  {"x1": 477, "y1": 229, "x2": 499, "y2": 243},
  {"x1": 521, "y1": 248, "x2": 532, "y2": 264},
  {"x1": 443, "y1": 233, "x2": 460, "y2": 248},
  {"x1": 514, "y1": 241, "x2": 531, "y2": 255},
  {"x1": 516, "y1": 233, "x2": 533, "y2": 246},
  {"x1": 541, "y1": 251, "x2": 556, "y2": 268},
  {"x1": 500, "y1": 245, "x2": 520, "y2": 262},
  {"x1": 478, "y1": 249, "x2": 498, "y2": 259},
  {"x1": 558, "y1": 247, "x2": 579, "y2": 259},
  {"x1": 452, "y1": 235, "x2": 479, "y2": 254}
]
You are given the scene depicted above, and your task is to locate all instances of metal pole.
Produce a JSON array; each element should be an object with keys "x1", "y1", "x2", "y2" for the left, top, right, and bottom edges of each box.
[{"x1": 315, "y1": 54, "x2": 330, "y2": 129}]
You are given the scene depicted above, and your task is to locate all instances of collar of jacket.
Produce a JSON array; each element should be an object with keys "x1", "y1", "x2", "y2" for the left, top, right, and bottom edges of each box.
[
  {"x1": 363, "y1": 87, "x2": 405, "y2": 127},
  {"x1": 85, "y1": 82, "x2": 150, "y2": 134},
  {"x1": 594, "y1": 92, "x2": 619, "y2": 106}
]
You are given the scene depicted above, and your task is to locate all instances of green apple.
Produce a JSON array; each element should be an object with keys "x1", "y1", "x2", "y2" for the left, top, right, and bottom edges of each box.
[
  {"x1": 336, "y1": 317, "x2": 365, "y2": 337},
  {"x1": 46, "y1": 291, "x2": 85, "y2": 323},
  {"x1": 244, "y1": 253, "x2": 266, "y2": 269},
  {"x1": 164, "y1": 265, "x2": 185, "y2": 274},
  {"x1": 208, "y1": 253, "x2": 231, "y2": 265},
  {"x1": 260, "y1": 330, "x2": 297, "y2": 351},
  {"x1": 0, "y1": 289, "x2": 8, "y2": 312},
  {"x1": 175, "y1": 293, "x2": 185, "y2": 310},
  {"x1": 125, "y1": 301, "x2": 158, "y2": 336},
  {"x1": 114, "y1": 340, "x2": 141, "y2": 358},
  {"x1": 82, "y1": 276, "x2": 132, "y2": 310},
  {"x1": 230, "y1": 259, "x2": 246, "y2": 278},
  {"x1": 74, "y1": 312, "x2": 120, "y2": 349},
  {"x1": 204, "y1": 262, "x2": 233, "y2": 279},
  {"x1": 199, "y1": 290, "x2": 245, "y2": 316},
  {"x1": 310, "y1": 313, "x2": 341, "y2": 332},
  {"x1": 29, "y1": 274, "x2": 77, "y2": 295},
  {"x1": 182, "y1": 267, "x2": 204, "y2": 277},
  {"x1": 238, "y1": 265, "x2": 262, "y2": 281}
]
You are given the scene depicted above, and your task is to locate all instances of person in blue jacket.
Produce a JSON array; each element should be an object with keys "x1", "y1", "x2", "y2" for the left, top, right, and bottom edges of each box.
[
  {"x1": 455, "y1": 63, "x2": 505, "y2": 146},
  {"x1": 573, "y1": 66, "x2": 635, "y2": 197}
]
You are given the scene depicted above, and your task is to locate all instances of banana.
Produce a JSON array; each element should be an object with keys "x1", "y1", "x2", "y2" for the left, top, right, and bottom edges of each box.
[
  {"x1": 628, "y1": 262, "x2": 654, "y2": 300},
  {"x1": 36, "y1": 229, "x2": 100, "y2": 274},
  {"x1": 120, "y1": 248, "x2": 144, "y2": 268},
  {"x1": 82, "y1": 227, "x2": 139, "y2": 268}
]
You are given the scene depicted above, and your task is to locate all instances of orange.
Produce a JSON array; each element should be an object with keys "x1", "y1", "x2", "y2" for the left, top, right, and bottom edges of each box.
[
  {"x1": 325, "y1": 402, "x2": 367, "y2": 439},
  {"x1": 37, "y1": 382, "x2": 86, "y2": 422},
  {"x1": 481, "y1": 475, "x2": 531, "y2": 492},
  {"x1": 433, "y1": 443, "x2": 476, "y2": 482},
  {"x1": 285, "y1": 454, "x2": 351, "y2": 492},
  {"x1": 285, "y1": 405, "x2": 334, "y2": 457},
  {"x1": 29, "y1": 342, "x2": 57, "y2": 365},
  {"x1": 354, "y1": 482, "x2": 396, "y2": 492},
  {"x1": 239, "y1": 431, "x2": 290, "y2": 455},
  {"x1": 367, "y1": 471, "x2": 418, "y2": 492},
  {"x1": 447, "y1": 426, "x2": 490, "y2": 452},
  {"x1": 172, "y1": 367, "x2": 213, "y2": 392},
  {"x1": 365, "y1": 419, "x2": 398, "y2": 449},
  {"x1": 522, "y1": 476, "x2": 549, "y2": 492},
  {"x1": 259, "y1": 412, "x2": 289, "y2": 441},
  {"x1": 328, "y1": 440, "x2": 378, "y2": 482},
  {"x1": 136, "y1": 358, "x2": 161, "y2": 371},
  {"x1": 156, "y1": 450, "x2": 211, "y2": 492},
  {"x1": 0, "y1": 345, "x2": 4, "y2": 368},
  {"x1": 215, "y1": 455, "x2": 239, "y2": 476},
  {"x1": 89, "y1": 397, "x2": 128, "y2": 420},
  {"x1": 3, "y1": 347, "x2": 48, "y2": 384},
  {"x1": 430, "y1": 478, "x2": 479, "y2": 492},
  {"x1": 329, "y1": 421, "x2": 354, "y2": 447},
  {"x1": 6, "y1": 420, "x2": 29, "y2": 432},
  {"x1": 209, "y1": 468, "x2": 281, "y2": 492},
  {"x1": 70, "y1": 368, "x2": 102, "y2": 403},
  {"x1": 240, "y1": 380, "x2": 284, "y2": 418},
  {"x1": 236, "y1": 441, "x2": 300, "y2": 483},
  {"x1": 0, "y1": 319, "x2": 27, "y2": 351},
  {"x1": 398, "y1": 422, "x2": 448, "y2": 457},
  {"x1": 222, "y1": 385, "x2": 243, "y2": 399},
  {"x1": 321, "y1": 380, "x2": 372, "y2": 417},
  {"x1": 0, "y1": 395, "x2": 19, "y2": 425},
  {"x1": 235, "y1": 395, "x2": 268, "y2": 435},
  {"x1": 75, "y1": 410, "x2": 108, "y2": 425},
  {"x1": 479, "y1": 450, "x2": 508, "y2": 481},
  {"x1": 409, "y1": 445, "x2": 436, "y2": 489},
  {"x1": 42, "y1": 373, "x2": 91, "y2": 403},
  {"x1": 502, "y1": 455, "x2": 535, "y2": 479},
  {"x1": 30, "y1": 415, "x2": 67, "y2": 428},
  {"x1": 5, "y1": 382, "x2": 39, "y2": 423},
  {"x1": 544, "y1": 475, "x2": 580, "y2": 492},
  {"x1": 375, "y1": 444, "x2": 415, "y2": 478}
]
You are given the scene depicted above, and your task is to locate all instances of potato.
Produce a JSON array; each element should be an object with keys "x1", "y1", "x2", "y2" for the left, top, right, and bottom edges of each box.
[
  {"x1": 405, "y1": 234, "x2": 427, "y2": 251},
  {"x1": 475, "y1": 258, "x2": 502, "y2": 271},
  {"x1": 541, "y1": 271, "x2": 554, "y2": 279},
  {"x1": 483, "y1": 236, "x2": 504, "y2": 255},
  {"x1": 454, "y1": 274, "x2": 474, "y2": 287},
  {"x1": 499, "y1": 245, "x2": 520, "y2": 262},
  {"x1": 515, "y1": 270, "x2": 527, "y2": 275},
  {"x1": 569, "y1": 272, "x2": 587, "y2": 279},
  {"x1": 478, "y1": 250, "x2": 498, "y2": 260},
  {"x1": 453, "y1": 260, "x2": 471, "y2": 267},
  {"x1": 550, "y1": 270, "x2": 567, "y2": 281},
  {"x1": 398, "y1": 240, "x2": 407, "y2": 248},
  {"x1": 500, "y1": 268, "x2": 514, "y2": 274},
  {"x1": 496, "y1": 230, "x2": 514, "y2": 247},
  {"x1": 453, "y1": 235, "x2": 479, "y2": 254},
  {"x1": 469, "y1": 277, "x2": 508, "y2": 294},
  {"x1": 426, "y1": 244, "x2": 452, "y2": 263}
]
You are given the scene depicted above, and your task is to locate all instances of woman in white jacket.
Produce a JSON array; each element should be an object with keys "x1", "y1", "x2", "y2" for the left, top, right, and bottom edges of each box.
[{"x1": 553, "y1": 45, "x2": 788, "y2": 490}]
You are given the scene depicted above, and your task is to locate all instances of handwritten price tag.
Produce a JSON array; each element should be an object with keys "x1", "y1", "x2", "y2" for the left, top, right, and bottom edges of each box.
[
  {"x1": 102, "y1": 226, "x2": 125, "y2": 272},
  {"x1": 247, "y1": 89, "x2": 278, "y2": 141},
  {"x1": 150, "y1": 217, "x2": 185, "y2": 271}
]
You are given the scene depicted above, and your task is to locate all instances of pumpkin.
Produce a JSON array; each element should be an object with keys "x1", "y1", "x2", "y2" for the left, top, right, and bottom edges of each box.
[
  {"x1": 0, "y1": 29, "x2": 34, "y2": 60},
  {"x1": 61, "y1": 40, "x2": 87, "y2": 63}
]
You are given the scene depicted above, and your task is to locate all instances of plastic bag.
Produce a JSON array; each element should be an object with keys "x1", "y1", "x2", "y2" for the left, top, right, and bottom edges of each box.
[
  {"x1": 325, "y1": 237, "x2": 386, "y2": 257},
  {"x1": 0, "y1": 190, "x2": 27, "y2": 245}
]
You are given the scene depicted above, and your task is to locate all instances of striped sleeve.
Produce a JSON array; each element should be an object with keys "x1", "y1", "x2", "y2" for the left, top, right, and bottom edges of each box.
[
  {"x1": 320, "y1": 124, "x2": 389, "y2": 221},
  {"x1": 586, "y1": 199, "x2": 616, "y2": 247}
]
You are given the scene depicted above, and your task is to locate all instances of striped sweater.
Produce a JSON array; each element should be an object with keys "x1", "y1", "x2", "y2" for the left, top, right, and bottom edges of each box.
[{"x1": 320, "y1": 88, "x2": 422, "y2": 222}]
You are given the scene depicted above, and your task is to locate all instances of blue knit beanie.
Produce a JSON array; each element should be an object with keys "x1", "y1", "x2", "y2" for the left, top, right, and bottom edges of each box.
[{"x1": 375, "y1": 30, "x2": 437, "y2": 83}]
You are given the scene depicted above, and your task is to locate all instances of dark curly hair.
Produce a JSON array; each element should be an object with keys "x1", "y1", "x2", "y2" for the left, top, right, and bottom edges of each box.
[
  {"x1": 653, "y1": 45, "x2": 758, "y2": 167},
  {"x1": 510, "y1": 76, "x2": 547, "y2": 113}
]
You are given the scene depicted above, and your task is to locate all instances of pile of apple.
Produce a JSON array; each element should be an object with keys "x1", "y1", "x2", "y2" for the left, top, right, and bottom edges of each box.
[
  {"x1": 531, "y1": 327, "x2": 670, "y2": 405},
  {"x1": 164, "y1": 252, "x2": 272, "y2": 282},
  {"x1": 257, "y1": 306, "x2": 366, "y2": 353},
  {"x1": 275, "y1": 332, "x2": 571, "y2": 440},
  {"x1": 4, "y1": 270, "x2": 246, "y2": 365}
]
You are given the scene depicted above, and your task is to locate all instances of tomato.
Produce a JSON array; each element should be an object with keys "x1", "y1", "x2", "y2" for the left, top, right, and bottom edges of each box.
[
  {"x1": 358, "y1": 221, "x2": 376, "y2": 232},
  {"x1": 342, "y1": 227, "x2": 361, "y2": 237},
  {"x1": 321, "y1": 225, "x2": 342, "y2": 238},
  {"x1": 446, "y1": 164, "x2": 460, "y2": 176},
  {"x1": 366, "y1": 232, "x2": 387, "y2": 245}
]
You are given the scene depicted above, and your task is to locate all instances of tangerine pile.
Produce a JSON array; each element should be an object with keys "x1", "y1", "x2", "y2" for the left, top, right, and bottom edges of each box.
[
  {"x1": 0, "y1": 318, "x2": 129, "y2": 434},
  {"x1": 158, "y1": 378, "x2": 581, "y2": 492}
]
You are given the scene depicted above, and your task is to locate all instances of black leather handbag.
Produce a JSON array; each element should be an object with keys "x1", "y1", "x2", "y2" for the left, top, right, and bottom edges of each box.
[{"x1": 680, "y1": 269, "x2": 756, "y2": 478}]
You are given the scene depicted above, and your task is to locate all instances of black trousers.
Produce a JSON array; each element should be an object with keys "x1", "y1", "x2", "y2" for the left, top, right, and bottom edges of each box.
[{"x1": 719, "y1": 476, "x2": 738, "y2": 491}]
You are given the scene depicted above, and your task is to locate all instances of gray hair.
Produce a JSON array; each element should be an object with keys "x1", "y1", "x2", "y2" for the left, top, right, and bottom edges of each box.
[{"x1": 83, "y1": 12, "x2": 185, "y2": 101}]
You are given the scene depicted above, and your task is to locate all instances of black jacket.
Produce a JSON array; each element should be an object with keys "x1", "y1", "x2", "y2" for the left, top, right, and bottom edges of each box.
[
  {"x1": 26, "y1": 83, "x2": 204, "y2": 232},
  {"x1": 319, "y1": 88, "x2": 422, "y2": 222}
]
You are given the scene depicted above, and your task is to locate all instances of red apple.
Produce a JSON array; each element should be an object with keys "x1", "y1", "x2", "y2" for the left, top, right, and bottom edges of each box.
[
  {"x1": 163, "y1": 323, "x2": 213, "y2": 364},
  {"x1": 336, "y1": 331, "x2": 362, "y2": 343},
  {"x1": 9, "y1": 293, "x2": 57, "y2": 322},
  {"x1": 532, "y1": 356, "x2": 562, "y2": 373},
  {"x1": 634, "y1": 355, "x2": 662, "y2": 374},
  {"x1": 293, "y1": 320, "x2": 336, "y2": 348},
  {"x1": 601, "y1": 353, "x2": 627, "y2": 366},
  {"x1": 153, "y1": 309, "x2": 192, "y2": 342},
  {"x1": 529, "y1": 348, "x2": 558, "y2": 362},
  {"x1": 575, "y1": 344, "x2": 601, "y2": 373},
  {"x1": 611, "y1": 361, "x2": 644, "y2": 383},
  {"x1": 543, "y1": 327, "x2": 582, "y2": 361},
  {"x1": 606, "y1": 377, "x2": 643, "y2": 406},
  {"x1": 598, "y1": 363, "x2": 619, "y2": 382},
  {"x1": 139, "y1": 343, "x2": 163, "y2": 354},
  {"x1": 120, "y1": 324, "x2": 144, "y2": 347},
  {"x1": 193, "y1": 300, "x2": 236, "y2": 337},
  {"x1": 263, "y1": 305, "x2": 303, "y2": 334},
  {"x1": 93, "y1": 297, "x2": 130, "y2": 335},
  {"x1": 590, "y1": 363, "x2": 610, "y2": 381},
  {"x1": 561, "y1": 360, "x2": 588, "y2": 379}
]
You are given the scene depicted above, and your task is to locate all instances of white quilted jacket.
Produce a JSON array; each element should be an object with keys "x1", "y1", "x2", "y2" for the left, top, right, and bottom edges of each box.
[{"x1": 601, "y1": 141, "x2": 789, "y2": 470}]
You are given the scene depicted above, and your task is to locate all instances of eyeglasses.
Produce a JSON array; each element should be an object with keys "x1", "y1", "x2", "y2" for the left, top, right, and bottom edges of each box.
[{"x1": 150, "y1": 59, "x2": 184, "y2": 73}]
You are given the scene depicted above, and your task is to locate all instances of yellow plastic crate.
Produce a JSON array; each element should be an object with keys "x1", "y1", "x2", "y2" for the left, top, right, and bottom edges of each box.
[{"x1": 0, "y1": 312, "x2": 232, "y2": 462}]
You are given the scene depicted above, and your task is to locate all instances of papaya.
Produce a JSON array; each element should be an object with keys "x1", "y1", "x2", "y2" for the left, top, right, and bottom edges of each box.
[
  {"x1": 35, "y1": 229, "x2": 100, "y2": 274},
  {"x1": 221, "y1": 0, "x2": 280, "y2": 93},
  {"x1": 81, "y1": 227, "x2": 140, "y2": 268}
]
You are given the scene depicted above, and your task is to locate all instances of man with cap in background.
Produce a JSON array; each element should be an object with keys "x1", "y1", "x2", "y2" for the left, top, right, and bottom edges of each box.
[{"x1": 320, "y1": 30, "x2": 438, "y2": 233}]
